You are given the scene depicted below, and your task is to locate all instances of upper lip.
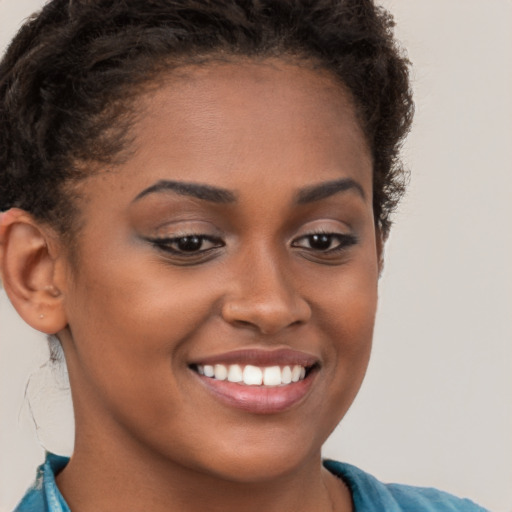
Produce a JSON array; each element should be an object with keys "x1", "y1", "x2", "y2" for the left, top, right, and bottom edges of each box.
[{"x1": 189, "y1": 347, "x2": 319, "y2": 368}]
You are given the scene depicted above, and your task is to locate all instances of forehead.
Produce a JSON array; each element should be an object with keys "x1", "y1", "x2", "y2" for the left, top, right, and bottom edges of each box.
[{"x1": 87, "y1": 59, "x2": 372, "y2": 204}]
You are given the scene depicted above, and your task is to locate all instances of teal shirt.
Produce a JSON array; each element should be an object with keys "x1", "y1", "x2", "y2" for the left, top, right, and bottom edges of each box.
[
  {"x1": 14, "y1": 454, "x2": 69, "y2": 512},
  {"x1": 14, "y1": 453, "x2": 489, "y2": 512}
]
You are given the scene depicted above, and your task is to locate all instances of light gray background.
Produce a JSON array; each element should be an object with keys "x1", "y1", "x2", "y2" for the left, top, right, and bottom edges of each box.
[{"x1": 1, "y1": 1, "x2": 511, "y2": 511}]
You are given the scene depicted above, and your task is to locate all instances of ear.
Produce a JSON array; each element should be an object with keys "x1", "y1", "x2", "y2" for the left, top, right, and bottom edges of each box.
[{"x1": 0, "y1": 208, "x2": 68, "y2": 334}]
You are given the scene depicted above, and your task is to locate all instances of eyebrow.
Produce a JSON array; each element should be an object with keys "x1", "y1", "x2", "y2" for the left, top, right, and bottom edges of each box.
[
  {"x1": 296, "y1": 178, "x2": 366, "y2": 204},
  {"x1": 132, "y1": 180, "x2": 237, "y2": 204},
  {"x1": 132, "y1": 177, "x2": 365, "y2": 206}
]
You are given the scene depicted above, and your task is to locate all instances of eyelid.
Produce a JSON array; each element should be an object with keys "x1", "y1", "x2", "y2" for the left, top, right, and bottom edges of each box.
[
  {"x1": 288, "y1": 217, "x2": 359, "y2": 259},
  {"x1": 147, "y1": 233, "x2": 224, "y2": 248},
  {"x1": 291, "y1": 216, "x2": 351, "y2": 233},
  {"x1": 291, "y1": 232, "x2": 358, "y2": 249},
  {"x1": 143, "y1": 234, "x2": 226, "y2": 265},
  {"x1": 149, "y1": 219, "x2": 223, "y2": 238}
]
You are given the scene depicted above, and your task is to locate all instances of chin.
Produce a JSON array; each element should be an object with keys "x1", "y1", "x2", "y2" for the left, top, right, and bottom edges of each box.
[
  {"x1": 178, "y1": 424, "x2": 327, "y2": 484},
  {"x1": 200, "y1": 449, "x2": 316, "y2": 484}
]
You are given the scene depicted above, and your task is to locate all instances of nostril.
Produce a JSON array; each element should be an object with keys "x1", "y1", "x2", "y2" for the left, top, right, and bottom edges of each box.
[{"x1": 233, "y1": 319, "x2": 256, "y2": 329}]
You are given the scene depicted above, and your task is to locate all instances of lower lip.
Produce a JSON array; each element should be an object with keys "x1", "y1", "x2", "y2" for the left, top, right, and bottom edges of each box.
[{"x1": 194, "y1": 371, "x2": 317, "y2": 414}]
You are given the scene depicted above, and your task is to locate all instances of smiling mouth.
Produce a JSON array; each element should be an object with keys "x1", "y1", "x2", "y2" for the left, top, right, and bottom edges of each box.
[
  {"x1": 192, "y1": 363, "x2": 312, "y2": 387},
  {"x1": 188, "y1": 348, "x2": 320, "y2": 413}
]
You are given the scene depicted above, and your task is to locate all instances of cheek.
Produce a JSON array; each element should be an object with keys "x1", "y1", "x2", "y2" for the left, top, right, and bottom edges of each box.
[
  {"x1": 322, "y1": 286, "x2": 376, "y2": 377},
  {"x1": 312, "y1": 255, "x2": 379, "y2": 388},
  {"x1": 62, "y1": 254, "x2": 221, "y2": 408},
  {"x1": 67, "y1": 249, "x2": 219, "y2": 344},
  {"x1": 61, "y1": 272, "x2": 221, "y2": 458},
  {"x1": 313, "y1": 255, "x2": 379, "y2": 345}
]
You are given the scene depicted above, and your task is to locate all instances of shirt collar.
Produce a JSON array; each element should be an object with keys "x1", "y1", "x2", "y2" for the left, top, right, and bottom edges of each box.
[{"x1": 42, "y1": 453, "x2": 70, "y2": 512}]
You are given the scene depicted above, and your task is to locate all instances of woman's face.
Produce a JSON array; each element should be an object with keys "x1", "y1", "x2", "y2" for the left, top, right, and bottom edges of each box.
[{"x1": 57, "y1": 60, "x2": 380, "y2": 481}]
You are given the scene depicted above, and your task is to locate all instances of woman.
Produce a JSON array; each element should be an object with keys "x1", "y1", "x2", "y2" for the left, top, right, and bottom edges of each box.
[{"x1": 0, "y1": 1, "x2": 490, "y2": 511}]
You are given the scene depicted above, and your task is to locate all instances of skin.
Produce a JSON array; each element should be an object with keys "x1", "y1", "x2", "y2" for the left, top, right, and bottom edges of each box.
[{"x1": 0, "y1": 60, "x2": 381, "y2": 512}]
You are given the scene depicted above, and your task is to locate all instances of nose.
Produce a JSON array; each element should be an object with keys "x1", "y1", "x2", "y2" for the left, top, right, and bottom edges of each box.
[{"x1": 221, "y1": 250, "x2": 312, "y2": 335}]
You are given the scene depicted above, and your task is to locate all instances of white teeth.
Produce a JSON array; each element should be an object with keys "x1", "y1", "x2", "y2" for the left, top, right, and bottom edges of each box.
[
  {"x1": 243, "y1": 365, "x2": 263, "y2": 385},
  {"x1": 214, "y1": 364, "x2": 228, "y2": 381},
  {"x1": 281, "y1": 366, "x2": 292, "y2": 384},
  {"x1": 291, "y1": 365, "x2": 302, "y2": 383},
  {"x1": 263, "y1": 366, "x2": 282, "y2": 386},
  {"x1": 203, "y1": 365, "x2": 214, "y2": 378},
  {"x1": 227, "y1": 364, "x2": 243, "y2": 383},
  {"x1": 196, "y1": 363, "x2": 309, "y2": 386}
]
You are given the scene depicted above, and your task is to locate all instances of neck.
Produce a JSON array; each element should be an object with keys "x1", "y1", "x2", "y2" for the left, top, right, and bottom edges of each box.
[{"x1": 56, "y1": 425, "x2": 351, "y2": 512}]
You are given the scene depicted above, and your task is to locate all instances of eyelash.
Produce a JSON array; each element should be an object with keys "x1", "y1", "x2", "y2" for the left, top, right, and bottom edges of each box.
[
  {"x1": 291, "y1": 231, "x2": 358, "y2": 253},
  {"x1": 146, "y1": 234, "x2": 225, "y2": 256},
  {"x1": 146, "y1": 230, "x2": 357, "y2": 259}
]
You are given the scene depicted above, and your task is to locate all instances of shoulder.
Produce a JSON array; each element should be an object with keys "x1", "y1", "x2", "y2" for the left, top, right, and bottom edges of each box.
[
  {"x1": 323, "y1": 459, "x2": 490, "y2": 512},
  {"x1": 12, "y1": 453, "x2": 70, "y2": 512}
]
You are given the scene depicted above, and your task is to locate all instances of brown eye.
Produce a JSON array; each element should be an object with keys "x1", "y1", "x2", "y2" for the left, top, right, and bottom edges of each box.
[
  {"x1": 292, "y1": 233, "x2": 358, "y2": 253},
  {"x1": 307, "y1": 234, "x2": 334, "y2": 251},
  {"x1": 147, "y1": 235, "x2": 225, "y2": 255},
  {"x1": 175, "y1": 236, "x2": 204, "y2": 252}
]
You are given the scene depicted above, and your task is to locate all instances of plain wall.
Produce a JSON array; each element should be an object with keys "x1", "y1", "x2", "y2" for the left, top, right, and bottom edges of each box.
[{"x1": 1, "y1": 1, "x2": 511, "y2": 511}]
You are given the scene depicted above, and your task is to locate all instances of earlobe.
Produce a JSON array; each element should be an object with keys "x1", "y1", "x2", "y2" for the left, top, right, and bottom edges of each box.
[{"x1": 0, "y1": 208, "x2": 68, "y2": 334}]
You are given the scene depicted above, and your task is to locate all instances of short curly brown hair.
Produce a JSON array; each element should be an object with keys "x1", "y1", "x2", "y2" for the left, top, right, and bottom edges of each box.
[{"x1": 0, "y1": 0, "x2": 413, "y2": 239}]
